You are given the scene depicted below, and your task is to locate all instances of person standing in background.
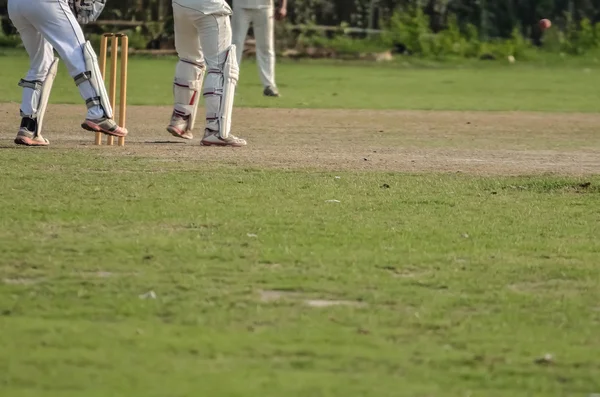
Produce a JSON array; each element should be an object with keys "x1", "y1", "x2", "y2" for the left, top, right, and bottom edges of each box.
[{"x1": 231, "y1": 0, "x2": 287, "y2": 97}]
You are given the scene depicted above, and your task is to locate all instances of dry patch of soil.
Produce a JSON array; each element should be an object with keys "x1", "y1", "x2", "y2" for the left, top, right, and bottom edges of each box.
[{"x1": 1, "y1": 103, "x2": 599, "y2": 175}]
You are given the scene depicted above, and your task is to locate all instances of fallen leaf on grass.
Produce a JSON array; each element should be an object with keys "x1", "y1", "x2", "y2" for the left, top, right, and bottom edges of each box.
[
  {"x1": 305, "y1": 299, "x2": 367, "y2": 308},
  {"x1": 139, "y1": 291, "x2": 157, "y2": 300}
]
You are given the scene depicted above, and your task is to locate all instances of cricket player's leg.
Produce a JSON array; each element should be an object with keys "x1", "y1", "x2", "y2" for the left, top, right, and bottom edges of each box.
[
  {"x1": 199, "y1": 14, "x2": 246, "y2": 147},
  {"x1": 169, "y1": 3, "x2": 206, "y2": 140},
  {"x1": 231, "y1": 3, "x2": 252, "y2": 67},
  {"x1": 253, "y1": 7, "x2": 279, "y2": 96},
  {"x1": 19, "y1": 0, "x2": 126, "y2": 138},
  {"x1": 8, "y1": 0, "x2": 56, "y2": 145}
]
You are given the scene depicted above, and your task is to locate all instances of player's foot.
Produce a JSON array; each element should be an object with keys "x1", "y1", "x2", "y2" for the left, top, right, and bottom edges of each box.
[
  {"x1": 263, "y1": 86, "x2": 280, "y2": 97},
  {"x1": 14, "y1": 128, "x2": 49, "y2": 146},
  {"x1": 201, "y1": 129, "x2": 247, "y2": 147},
  {"x1": 166, "y1": 113, "x2": 193, "y2": 140},
  {"x1": 81, "y1": 117, "x2": 128, "y2": 137}
]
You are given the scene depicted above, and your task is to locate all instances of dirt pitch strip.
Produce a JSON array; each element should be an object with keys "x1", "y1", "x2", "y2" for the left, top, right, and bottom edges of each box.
[{"x1": 1, "y1": 103, "x2": 599, "y2": 175}]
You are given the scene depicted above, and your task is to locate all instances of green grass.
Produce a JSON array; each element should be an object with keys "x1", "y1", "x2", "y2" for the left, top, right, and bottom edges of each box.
[
  {"x1": 1, "y1": 151, "x2": 600, "y2": 396},
  {"x1": 2, "y1": 48, "x2": 600, "y2": 396},
  {"x1": 2, "y1": 49, "x2": 600, "y2": 112}
]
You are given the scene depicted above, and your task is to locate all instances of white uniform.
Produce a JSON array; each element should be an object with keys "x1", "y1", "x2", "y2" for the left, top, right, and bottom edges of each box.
[
  {"x1": 170, "y1": 0, "x2": 244, "y2": 146},
  {"x1": 7, "y1": 0, "x2": 105, "y2": 120},
  {"x1": 231, "y1": 0, "x2": 277, "y2": 90},
  {"x1": 172, "y1": 0, "x2": 233, "y2": 68}
]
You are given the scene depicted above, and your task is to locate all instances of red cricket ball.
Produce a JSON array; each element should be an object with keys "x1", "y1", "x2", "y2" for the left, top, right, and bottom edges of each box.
[{"x1": 539, "y1": 19, "x2": 552, "y2": 30}]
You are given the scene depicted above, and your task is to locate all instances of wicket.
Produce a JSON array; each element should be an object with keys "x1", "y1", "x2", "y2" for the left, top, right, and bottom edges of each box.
[{"x1": 96, "y1": 33, "x2": 128, "y2": 146}]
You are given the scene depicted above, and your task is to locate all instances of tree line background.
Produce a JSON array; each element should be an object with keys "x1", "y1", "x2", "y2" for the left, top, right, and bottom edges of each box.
[
  {"x1": 1, "y1": 0, "x2": 600, "y2": 58},
  {"x1": 1, "y1": 0, "x2": 597, "y2": 37}
]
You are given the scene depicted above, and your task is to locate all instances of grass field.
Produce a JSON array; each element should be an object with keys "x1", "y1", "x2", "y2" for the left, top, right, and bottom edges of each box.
[
  {"x1": 1, "y1": 50, "x2": 600, "y2": 397},
  {"x1": 2, "y1": 49, "x2": 600, "y2": 111}
]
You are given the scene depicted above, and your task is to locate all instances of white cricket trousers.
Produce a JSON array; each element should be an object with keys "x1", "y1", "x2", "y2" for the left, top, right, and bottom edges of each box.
[
  {"x1": 173, "y1": 3, "x2": 232, "y2": 68},
  {"x1": 231, "y1": 5, "x2": 276, "y2": 89},
  {"x1": 172, "y1": 2, "x2": 234, "y2": 134},
  {"x1": 7, "y1": 0, "x2": 102, "y2": 118}
]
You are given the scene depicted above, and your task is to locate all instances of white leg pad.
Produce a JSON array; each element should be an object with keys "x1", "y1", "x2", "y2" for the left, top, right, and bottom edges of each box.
[
  {"x1": 18, "y1": 80, "x2": 43, "y2": 118},
  {"x1": 18, "y1": 57, "x2": 59, "y2": 136},
  {"x1": 204, "y1": 45, "x2": 239, "y2": 139},
  {"x1": 76, "y1": 41, "x2": 113, "y2": 118},
  {"x1": 173, "y1": 60, "x2": 205, "y2": 131}
]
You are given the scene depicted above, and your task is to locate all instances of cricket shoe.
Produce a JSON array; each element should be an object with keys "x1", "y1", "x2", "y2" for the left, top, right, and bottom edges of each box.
[
  {"x1": 201, "y1": 130, "x2": 247, "y2": 147},
  {"x1": 81, "y1": 117, "x2": 128, "y2": 137},
  {"x1": 263, "y1": 86, "x2": 280, "y2": 97},
  {"x1": 14, "y1": 128, "x2": 49, "y2": 146},
  {"x1": 166, "y1": 112, "x2": 193, "y2": 140}
]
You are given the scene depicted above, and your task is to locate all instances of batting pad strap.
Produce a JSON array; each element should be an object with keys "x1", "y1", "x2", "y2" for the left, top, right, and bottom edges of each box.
[
  {"x1": 86, "y1": 97, "x2": 102, "y2": 109},
  {"x1": 180, "y1": 59, "x2": 205, "y2": 68},
  {"x1": 74, "y1": 71, "x2": 92, "y2": 86},
  {"x1": 18, "y1": 79, "x2": 43, "y2": 90}
]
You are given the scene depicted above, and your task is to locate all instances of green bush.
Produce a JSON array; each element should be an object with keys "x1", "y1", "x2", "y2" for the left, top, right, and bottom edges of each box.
[
  {"x1": 379, "y1": 8, "x2": 533, "y2": 60},
  {"x1": 437, "y1": 16, "x2": 470, "y2": 57},
  {"x1": 128, "y1": 27, "x2": 150, "y2": 50},
  {"x1": 381, "y1": 6, "x2": 433, "y2": 56},
  {"x1": 86, "y1": 29, "x2": 148, "y2": 52},
  {"x1": 298, "y1": 34, "x2": 389, "y2": 55},
  {"x1": 293, "y1": 8, "x2": 539, "y2": 61},
  {"x1": 328, "y1": 36, "x2": 390, "y2": 54},
  {"x1": 560, "y1": 15, "x2": 600, "y2": 55}
]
